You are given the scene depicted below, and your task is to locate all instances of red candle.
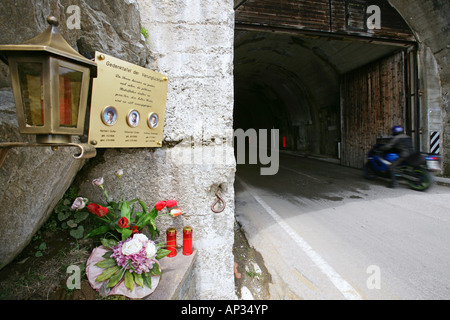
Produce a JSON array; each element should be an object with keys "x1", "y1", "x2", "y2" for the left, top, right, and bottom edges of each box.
[
  {"x1": 183, "y1": 226, "x2": 193, "y2": 256},
  {"x1": 166, "y1": 228, "x2": 177, "y2": 257}
]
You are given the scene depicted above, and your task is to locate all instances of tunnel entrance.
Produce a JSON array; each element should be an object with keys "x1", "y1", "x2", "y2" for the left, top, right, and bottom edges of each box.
[{"x1": 234, "y1": 0, "x2": 418, "y2": 169}]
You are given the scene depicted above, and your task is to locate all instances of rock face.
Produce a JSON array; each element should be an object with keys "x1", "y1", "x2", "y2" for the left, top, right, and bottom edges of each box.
[
  {"x1": 0, "y1": 89, "x2": 85, "y2": 270},
  {"x1": 0, "y1": 0, "x2": 148, "y2": 269},
  {"x1": 389, "y1": 0, "x2": 450, "y2": 175}
]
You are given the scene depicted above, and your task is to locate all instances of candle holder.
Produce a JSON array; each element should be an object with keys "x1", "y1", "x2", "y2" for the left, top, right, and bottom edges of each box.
[
  {"x1": 183, "y1": 226, "x2": 193, "y2": 256},
  {"x1": 166, "y1": 228, "x2": 177, "y2": 257}
]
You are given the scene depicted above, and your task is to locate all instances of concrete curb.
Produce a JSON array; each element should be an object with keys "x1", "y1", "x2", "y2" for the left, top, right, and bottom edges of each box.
[{"x1": 434, "y1": 176, "x2": 450, "y2": 187}]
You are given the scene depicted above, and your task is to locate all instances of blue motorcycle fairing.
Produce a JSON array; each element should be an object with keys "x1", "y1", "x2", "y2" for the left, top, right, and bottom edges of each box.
[
  {"x1": 367, "y1": 147, "x2": 399, "y2": 173},
  {"x1": 384, "y1": 153, "x2": 399, "y2": 163},
  {"x1": 369, "y1": 155, "x2": 389, "y2": 172}
]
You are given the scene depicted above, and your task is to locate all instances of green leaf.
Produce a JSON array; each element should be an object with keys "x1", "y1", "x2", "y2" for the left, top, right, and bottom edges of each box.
[
  {"x1": 35, "y1": 251, "x2": 43, "y2": 257},
  {"x1": 121, "y1": 201, "x2": 130, "y2": 220},
  {"x1": 102, "y1": 251, "x2": 113, "y2": 259},
  {"x1": 137, "y1": 199, "x2": 148, "y2": 214},
  {"x1": 135, "y1": 212, "x2": 143, "y2": 223},
  {"x1": 139, "y1": 215, "x2": 151, "y2": 228},
  {"x1": 148, "y1": 227, "x2": 160, "y2": 239},
  {"x1": 120, "y1": 228, "x2": 133, "y2": 241},
  {"x1": 150, "y1": 263, "x2": 162, "y2": 276},
  {"x1": 107, "y1": 268, "x2": 125, "y2": 289},
  {"x1": 156, "y1": 248, "x2": 171, "y2": 260},
  {"x1": 66, "y1": 220, "x2": 77, "y2": 228},
  {"x1": 39, "y1": 242, "x2": 47, "y2": 251},
  {"x1": 110, "y1": 202, "x2": 119, "y2": 212},
  {"x1": 124, "y1": 270, "x2": 134, "y2": 291},
  {"x1": 74, "y1": 211, "x2": 89, "y2": 223},
  {"x1": 134, "y1": 200, "x2": 147, "y2": 223},
  {"x1": 101, "y1": 238, "x2": 118, "y2": 249},
  {"x1": 96, "y1": 266, "x2": 120, "y2": 282},
  {"x1": 85, "y1": 225, "x2": 111, "y2": 239},
  {"x1": 142, "y1": 272, "x2": 152, "y2": 289},
  {"x1": 57, "y1": 210, "x2": 71, "y2": 222},
  {"x1": 95, "y1": 258, "x2": 117, "y2": 269},
  {"x1": 69, "y1": 226, "x2": 84, "y2": 239},
  {"x1": 137, "y1": 207, "x2": 157, "y2": 228},
  {"x1": 134, "y1": 272, "x2": 144, "y2": 288}
]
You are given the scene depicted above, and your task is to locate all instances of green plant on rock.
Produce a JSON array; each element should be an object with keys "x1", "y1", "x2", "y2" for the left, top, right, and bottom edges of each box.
[
  {"x1": 141, "y1": 27, "x2": 149, "y2": 41},
  {"x1": 34, "y1": 242, "x2": 47, "y2": 257},
  {"x1": 54, "y1": 192, "x2": 89, "y2": 240}
]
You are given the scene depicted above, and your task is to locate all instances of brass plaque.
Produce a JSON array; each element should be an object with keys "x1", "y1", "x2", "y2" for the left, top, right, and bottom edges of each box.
[{"x1": 88, "y1": 52, "x2": 168, "y2": 148}]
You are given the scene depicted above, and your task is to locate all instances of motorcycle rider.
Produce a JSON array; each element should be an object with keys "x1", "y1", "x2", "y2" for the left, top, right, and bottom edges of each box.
[{"x1": 378, "y1": 126, "x2": 415, "y2": 188}]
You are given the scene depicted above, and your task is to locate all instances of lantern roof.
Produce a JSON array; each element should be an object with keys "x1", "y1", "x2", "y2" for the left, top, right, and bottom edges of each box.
[{"x1": 0, "y1": 16, "x2": 97, "y2": 76}]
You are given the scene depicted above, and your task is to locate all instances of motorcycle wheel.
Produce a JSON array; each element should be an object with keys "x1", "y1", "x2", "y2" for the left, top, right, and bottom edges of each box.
[
  {"x1": 363, "y1": 161, "x2": 377, "y2": 180},
  {"x1": 407, "y1": 167, "x2": 433, "y2": 191}
]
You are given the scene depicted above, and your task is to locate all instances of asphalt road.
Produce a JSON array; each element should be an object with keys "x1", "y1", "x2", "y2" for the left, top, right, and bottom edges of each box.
[{"x1": 234, "y1": 153, "x2": 450, "y2": 300}]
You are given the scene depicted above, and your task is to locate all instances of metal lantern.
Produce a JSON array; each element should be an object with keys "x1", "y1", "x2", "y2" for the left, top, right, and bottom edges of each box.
[{"x1": 0, "y1": 16, "x2": 97, "y2": 144}]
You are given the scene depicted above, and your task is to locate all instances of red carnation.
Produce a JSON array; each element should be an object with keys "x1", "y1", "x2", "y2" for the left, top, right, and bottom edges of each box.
[
  {"x1": 87, "y1": 203, "x2": 100, "y2": 215},
  {"x1": 166, "y1": 200, "x2": 177, "y2": 208},
  {"x1": 96, "y1": 206, "x2": 108, "y2": 217},
  {"x1": 118, "y1": 217, "x2": 129, "y2": 228},
  {"x1": 131, "y1": 226, "x2": 139, "y2": 234},
  {"x1": 155, "y1": 201, "x2": 167, "y2": 211}
]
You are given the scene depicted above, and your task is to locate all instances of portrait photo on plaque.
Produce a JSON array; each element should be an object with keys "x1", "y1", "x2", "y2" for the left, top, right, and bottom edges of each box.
[
  {"x1": 127, "y1": 109, "x2": 140, "y2": 128},
  {"x1": 102, "y1": 106, "x2": 118, "y2": 126},
  {"x1": 148, "y1": 112, "x2": 159, "y2": 129}
]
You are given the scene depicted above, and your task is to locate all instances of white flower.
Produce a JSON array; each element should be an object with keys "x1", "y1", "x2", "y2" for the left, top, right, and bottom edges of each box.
[
  {"x1": 169, "y1": 208, "x2": 182, "y2": 217},
  {"x1": 115, "y1": 169, "x2": 124, "y2": 178},
  {"x1": 145, "y1": 241, "x2": 157, "y2": 259},
  {"x1": 121, "y1": 238, "x2": 143, "y2": 256},
  {"x1": 133, "y1": 233, "x2": 149, "y2": 243},
  {"x1": 92, "y1": 177, "x2": 104, "y2": 187},
  {"x1": 71, "y1": 197, "x2": 86, "y2": 210}
]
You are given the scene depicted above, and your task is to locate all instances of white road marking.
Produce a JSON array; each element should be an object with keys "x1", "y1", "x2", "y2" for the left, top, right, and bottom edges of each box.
[
  {"x1": 238, "y1": 178, "x2": 363, "y2": 300},
  {"x1": 279, "y1": 165, "x2": 323, "y2": 183}
]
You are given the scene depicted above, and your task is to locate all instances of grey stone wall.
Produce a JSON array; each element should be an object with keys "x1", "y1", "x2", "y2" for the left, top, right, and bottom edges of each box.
[
  {"x1": 86, "y1": 0, "x2": 237, "y2": 299},
  {"x1": 389, "y1": 0, "x2": 450, "y2": 174}
]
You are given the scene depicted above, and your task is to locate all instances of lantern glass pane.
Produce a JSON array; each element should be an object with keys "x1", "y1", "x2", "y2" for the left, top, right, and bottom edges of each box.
[
  {"x1": 17, "y1": 62, "x2": 44, "y2": 126},
  {"x1": 59, "y1": 66, "x2": 82, "y2": 127}
]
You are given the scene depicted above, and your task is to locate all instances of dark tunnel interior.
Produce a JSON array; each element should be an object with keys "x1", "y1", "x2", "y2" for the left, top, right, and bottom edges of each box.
[{"x1": 233, "y1": 30, "x2": 406, "y2": 158}]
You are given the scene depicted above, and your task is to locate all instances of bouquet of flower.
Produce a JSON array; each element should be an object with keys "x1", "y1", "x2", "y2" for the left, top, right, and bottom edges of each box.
[
  {"x1": 71, "y1": 169, "x2": 182, "y2": 241},
  {"x1": 90, "y1": 233, "x2": 168, "y2": 294},
  {"x1": 71, "y1": 169, "x2": 183, "y2": 297}
]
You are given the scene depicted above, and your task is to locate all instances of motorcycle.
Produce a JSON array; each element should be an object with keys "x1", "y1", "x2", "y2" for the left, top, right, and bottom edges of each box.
[{"x1": 363, "y1": 144, "x2": 440, "y2": 191}]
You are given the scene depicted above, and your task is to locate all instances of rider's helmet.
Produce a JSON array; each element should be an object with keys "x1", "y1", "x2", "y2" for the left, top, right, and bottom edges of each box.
[{"x1": 392, "y1": 126, "x2": 404, "y2": 136}]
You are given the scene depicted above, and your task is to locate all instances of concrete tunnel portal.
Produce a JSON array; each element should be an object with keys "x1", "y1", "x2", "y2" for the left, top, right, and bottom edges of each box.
[
  {"x1": 233, "y1": 1, "x2": 419, "y2": 168},
  {"x1": 234, "y1": 31, "x2": 410, "y2": 159}
]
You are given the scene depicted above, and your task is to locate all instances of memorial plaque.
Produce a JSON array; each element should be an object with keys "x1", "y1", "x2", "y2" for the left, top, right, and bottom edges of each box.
[{"x1": 88, "y1": 52, "x2": 168, "y2": 148}]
